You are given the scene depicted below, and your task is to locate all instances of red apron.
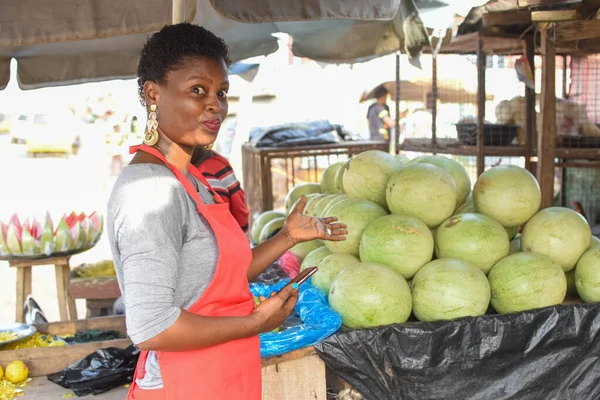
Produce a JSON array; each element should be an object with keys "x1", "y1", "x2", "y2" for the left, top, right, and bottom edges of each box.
[{"x1": 127, "y1": 144, "x2": 261, "y2": 400}]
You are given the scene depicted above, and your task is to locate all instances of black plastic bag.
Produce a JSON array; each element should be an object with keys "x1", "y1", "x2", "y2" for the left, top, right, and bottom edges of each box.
[
  {"x1": 47, "y1": 345, "x2": 139, "y2": 396},
  {"x1": 315, "y1": 302, "x2": 600, "y2": 400},
  {"x1": 249, "y1": 120, "x2": 343, "y2": 148}
]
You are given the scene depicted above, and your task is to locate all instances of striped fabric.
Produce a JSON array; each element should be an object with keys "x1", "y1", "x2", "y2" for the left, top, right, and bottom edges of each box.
[{"x1": 195, "y1": 152, "x2": 250, "y2": 233}]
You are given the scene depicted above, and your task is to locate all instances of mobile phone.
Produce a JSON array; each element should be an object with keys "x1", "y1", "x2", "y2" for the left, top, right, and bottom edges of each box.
[{"x1": 290, "y1": 266, "x2": 318, "y2": 286}]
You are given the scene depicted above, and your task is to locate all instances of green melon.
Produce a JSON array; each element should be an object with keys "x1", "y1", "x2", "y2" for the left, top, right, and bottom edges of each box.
[
  {"x1": 285, "y1": 183, "x2": 321, "y2": 211},
  {"x1": 324, "y1": 199, "x2": 387, "y2": 256},
  {"x1": 565, "y1": 270, "x2": 578, "y2": 297},
  {"x1": 312, "y1": 253, "x2": 360, "y2": 295},
  {"x1": 304, "y1": 194, "x2": 327, "y2": 217},
  {"x1": 488, "y1": 252, "x2": 567, "y2": 314},
  {"x1": 335, "y1": 158, "x2": 351, "y2": 194},
  {"x1": 418, "y1": 155, "x2": 471, "y2": 209},
  {"x1": 251, "y1": 211, "x2": 286, "y2": 244},
  {"x1": 300, "y1": 246, "x2": 333, "y2": 272},
  {"x1": 290, "y1": 240, "x2": 324, "y2": 261},
  {"x1": 395, "y1": 154, "x2": 410, "y2": 165},
  {"x1": 343, "y1": 150, "x2": 404, "y2": 208},
  {"x1": 312, "y1": 194, "x2": 341, "y2": 220},
  {"x1": 521, "y1": 207, "x2": 591, "y2": 271},
  {"x1": 454, "y1": 193, "x2": 475, "y2": 214},
  {"x1": 412, "y1": 259, "x2": 491, "y2": 322},
  {"x1": 320, "y1": 162, "x2": 345, "y2": 194},
  {"x1": 386, "y1": 163, "x2": 456, "y2": 228},
  {"x1": 473, "y1": 165, "x2": 541, "y2": 228},
  {"x1": 288, "y1": 193, "x2": 320, "y2": 216},
  {"x1": 435, "y1": 213, "x2": 510, "y2": 274},
  {"x1": 329, "y1": 262, "x2": 412, "y2": 329},
  {"x1": 321, "y1": 195, "x2": 349, "y2": 218},
  {"x1": 405, "y1": 155, "x2": 429, "y2": 165},
  {"x1": 359, "y1": 214, "x2": 434, "y2": 279},
  {"x1": 258, "y1": 217, "x2": 285, "y2": 244},
  {"x1": 574, "y1": 246, "x2": 600, "y2": 303}
]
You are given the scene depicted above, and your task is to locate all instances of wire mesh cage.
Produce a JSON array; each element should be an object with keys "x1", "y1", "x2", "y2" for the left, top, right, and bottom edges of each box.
[
  {"x1": 554, "y1": 55, "x2": 600, "y2": 155},
  {"x1": 399, "y1": 53, "x2": 530, "y2": 153},
  {"x1": 555, "y1": 161, "x2": 600, "y2": 228},
  {"x1": 242, "y1": 142, "x2": 388, "y2": 224}
]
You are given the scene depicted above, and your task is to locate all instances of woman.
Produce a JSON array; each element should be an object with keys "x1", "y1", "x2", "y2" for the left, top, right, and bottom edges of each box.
[
  {"x1": 191, "y1": 146, "x2": 250, "y2": 233},
  {"x1": 107, "y1": 23, "x2": 347, "y2": 400}
]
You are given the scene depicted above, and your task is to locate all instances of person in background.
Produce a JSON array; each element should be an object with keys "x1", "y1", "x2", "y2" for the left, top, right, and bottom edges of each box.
[
  {"x1": 108, "y1": 122, "x2": 124, "y2": 176},
  {"x1": 191, "y1": 146, "x2": 249, "y2": 233},
  {"x1": 367, "y1": 86, "x2": 396, "y2": 141}
]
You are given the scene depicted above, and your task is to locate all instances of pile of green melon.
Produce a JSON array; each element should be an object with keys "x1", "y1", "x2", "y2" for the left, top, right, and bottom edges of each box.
[{"x1": 251, "y1": 150, "x2": 600, "y2": 329}]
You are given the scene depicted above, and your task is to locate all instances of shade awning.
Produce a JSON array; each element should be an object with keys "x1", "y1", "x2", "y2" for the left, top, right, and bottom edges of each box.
[{"x1": 0, "y1": 0, "x2": 486, "y2": 90}]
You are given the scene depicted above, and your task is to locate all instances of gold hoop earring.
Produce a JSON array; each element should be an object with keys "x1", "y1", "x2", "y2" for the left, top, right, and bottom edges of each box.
[
  {"x1": 205, "y1": 143, "x2": 214, "y2": 150},
  {"x1": 144, "y1": 104, "x2": 159, "y2": 146}
]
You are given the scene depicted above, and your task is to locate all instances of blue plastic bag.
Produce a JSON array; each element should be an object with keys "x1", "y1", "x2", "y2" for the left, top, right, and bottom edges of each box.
[{"x1": 249, "y1": 278, "x2": 342, "y2": 358}]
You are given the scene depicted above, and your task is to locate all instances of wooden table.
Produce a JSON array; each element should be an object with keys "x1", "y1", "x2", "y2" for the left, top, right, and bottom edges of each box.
[
  {"x1": 9, "y1": 255, "x2": 77, "y2": 322},
  {"x1": 25, "y1": 377, "x2": 129, "y2": 399},
  {"x1": 25, "y1": 347, "x2": 327, "y2": 400}
]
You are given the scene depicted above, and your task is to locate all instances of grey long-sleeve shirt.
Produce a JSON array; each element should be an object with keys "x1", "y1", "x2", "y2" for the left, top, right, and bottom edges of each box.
[{"x1": 107, "y1": 164, "x2": 219, "y2": 390}]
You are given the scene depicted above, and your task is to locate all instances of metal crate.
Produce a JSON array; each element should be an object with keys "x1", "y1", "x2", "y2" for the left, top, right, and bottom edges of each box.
[{"x1": 242, "y1": 141, "x2": 388, "y2": 224}]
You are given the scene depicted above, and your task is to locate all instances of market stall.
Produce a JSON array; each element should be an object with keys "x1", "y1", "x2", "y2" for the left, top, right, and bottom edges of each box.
[{"x1": 249, "y1": 136, "x2": 600, "y2": 399}]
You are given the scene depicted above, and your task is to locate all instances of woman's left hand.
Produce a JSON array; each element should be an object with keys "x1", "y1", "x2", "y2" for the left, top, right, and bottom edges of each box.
[{"x1": 280, "y1": 196, "x2": 348, "y2": 245}]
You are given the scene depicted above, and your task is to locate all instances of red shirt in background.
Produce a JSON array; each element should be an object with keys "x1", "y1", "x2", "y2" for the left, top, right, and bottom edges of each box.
[{"x1": 195, "y1": 152, "x2": 250, "y2": 233}]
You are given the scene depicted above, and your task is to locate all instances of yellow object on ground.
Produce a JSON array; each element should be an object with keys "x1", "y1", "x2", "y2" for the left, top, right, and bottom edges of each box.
[
  {"x1": 0, "y1": 333, "x2": 17, "y2": 344},
  {"x1": 0, "y1": 365, "x2": 3, "y2": 380},
  {"x1": 4, "y1": 361, "x2": 28, "y2": 384},
  {"x1": 74, "y1": 260, "x2": 116, "y2": 277},
  {"x1": 0, "y1": 377, "x2": 31, "y2": 399},
  {"x1": 1, "y1": 333, "x2": 65, "y2": 351}
]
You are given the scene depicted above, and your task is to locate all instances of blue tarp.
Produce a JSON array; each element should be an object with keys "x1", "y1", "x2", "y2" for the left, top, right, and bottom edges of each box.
[{"x1": 250, "y1": 279, "x2": 342, "y2": 358}]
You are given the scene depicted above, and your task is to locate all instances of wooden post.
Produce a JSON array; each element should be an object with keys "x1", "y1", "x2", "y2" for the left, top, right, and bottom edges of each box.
[
  {"x1": 392, "y1": 50, "x2": 401, "y2": 155},
  {"x1": 476, "y1": 34, "x2": 486, "y2": 176},
  {"x1": 538, "y1": 26, "x2": 557, "y2": 209},
  {"x1": 525, "y1": 34, "x2": 536, "y2": 173},
  {"x1": 432, "y1": 55, "x2": 438, "y2": 147},
  {"x1": 172, "y1": 0, "x2": 186, "y2": 24}
]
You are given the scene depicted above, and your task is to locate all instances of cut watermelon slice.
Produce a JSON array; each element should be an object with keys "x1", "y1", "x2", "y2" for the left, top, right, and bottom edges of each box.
[
  {"x1": 21, "y1": 226, "x2": 40, "y2": 255},
  {"x1": 6, "y1": 223, "x2": 23, "y2": 255},
  {"x1": 9, "y1": 214, "x2": 22, "y2": 242},
  {"x1": 40, "y1": 212, "x2": 55, "y2": 256},
  {"x1": 71, "y1": 221, "x2": 87, "y2": 250},
  {"x1": 30, "y1": 216, "x2": 42, "y2": 241},
  {"x1": 65, "y1": 211, "x2": 78, "y2": 229},
  {"x1": 88, "y1": 211, "x2": 104, "y2": 244},
  {"x1": 77, "y1": 213, "x2": 91, "y2": 245},
  {"x1": 54, "y1": 216, "x2": 73, "y2": 252},
  {"x1": 0, "y1": 222, "x2": 9, "y2": 255}
]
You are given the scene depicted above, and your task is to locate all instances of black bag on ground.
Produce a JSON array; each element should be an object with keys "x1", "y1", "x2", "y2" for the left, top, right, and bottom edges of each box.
[{"x1": 47, "y1": 345, "x2": 139, "y2": 397}]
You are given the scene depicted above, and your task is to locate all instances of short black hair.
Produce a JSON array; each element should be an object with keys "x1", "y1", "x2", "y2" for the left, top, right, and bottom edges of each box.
[
  {"x1": 137, "y1": 23, "x2": 232, "y2": 106},
  {"x1": 374, "y1": 86, "x2": 389, "y2": 99}
]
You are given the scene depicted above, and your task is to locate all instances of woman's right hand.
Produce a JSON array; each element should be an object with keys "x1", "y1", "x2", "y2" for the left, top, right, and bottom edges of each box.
[{"x1": 250, "y1": 284, "x2": 299, "y2": 334}]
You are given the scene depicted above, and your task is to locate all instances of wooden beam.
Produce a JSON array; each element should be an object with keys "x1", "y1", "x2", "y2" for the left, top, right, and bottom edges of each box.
[
  {"x1": 532, "y1": 10, "x2": 581, "y2": 21},
  {"x1": 483, "y1": 10, "x2": 531, "y2": 27},
  {"x1": 525, "y1": 34, "x2": 536, "y2": 174},
  {"x1": 442, "y1": 32, "x2": 523, "y2": 54},
  {"x1": 537, "y1": 28, "x2": 556, "y2": 209},
  {"x1": 476, "y1": 34, "x2": 486, "y2": 177},
  {"x1": 554, "y1": 20, "x2": 600, "y2": 42}
]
